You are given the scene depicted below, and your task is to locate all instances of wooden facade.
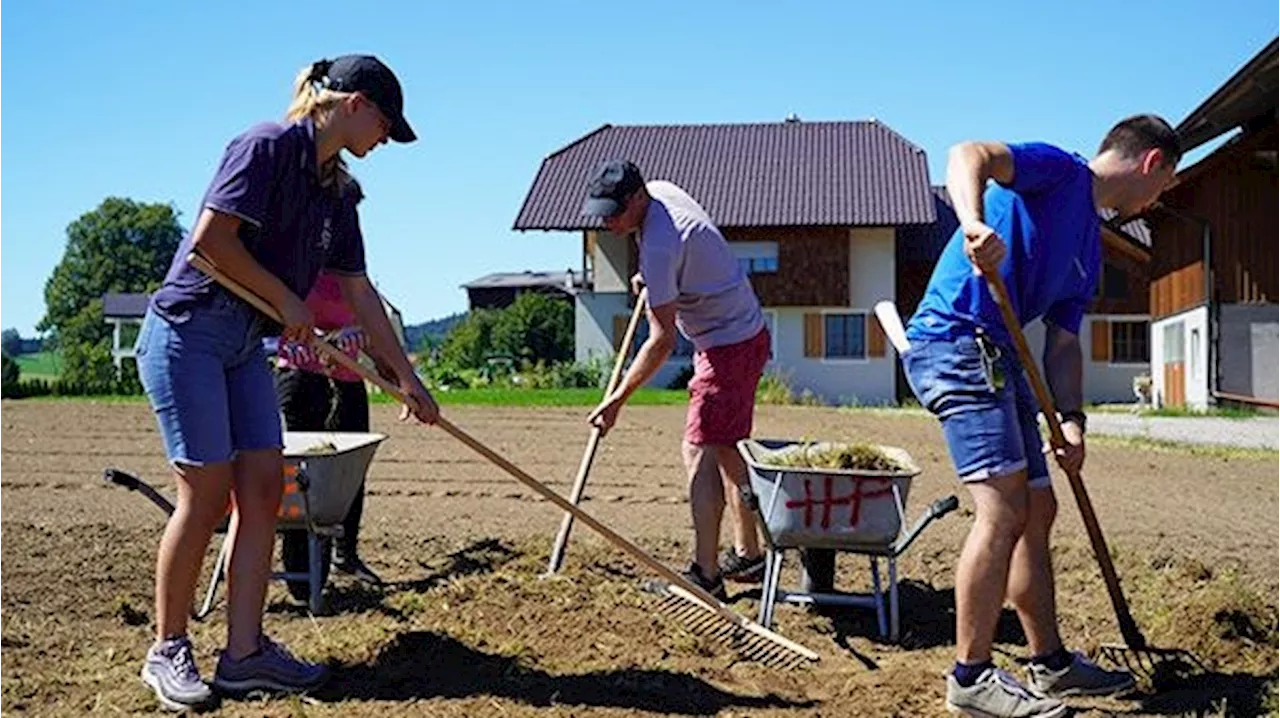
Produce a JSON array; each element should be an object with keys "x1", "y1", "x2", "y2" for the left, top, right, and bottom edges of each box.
[
  {"x1": 723, "y1": 226, "x2": 851, "y2": 306},
  {"x1": 1148, "y1": 122, "x2": 1278, "y2": 320}
]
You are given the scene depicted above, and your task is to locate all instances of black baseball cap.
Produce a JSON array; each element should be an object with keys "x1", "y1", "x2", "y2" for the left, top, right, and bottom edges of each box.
[
  {"x1": 582, "y1": 159, "x2": 645, "y2": 217},
  {"x1": 321, "y1": 54, "x2": 416, "y2": 143}
]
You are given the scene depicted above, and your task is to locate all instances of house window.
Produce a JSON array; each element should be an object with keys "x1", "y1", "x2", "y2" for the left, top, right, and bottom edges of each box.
[
  {"x1": 1110, "y1": 320, "x2": 1149, "y2": 363},
  {"x1": 1162, "y1": 322, "x2": 1185, "y2": 364},
  {"x1": 730, "y1": 241, "x2": 779, "y2": 275},
  {"x1": 824, "y1": 313, "x2": 866, "y2": 359}
]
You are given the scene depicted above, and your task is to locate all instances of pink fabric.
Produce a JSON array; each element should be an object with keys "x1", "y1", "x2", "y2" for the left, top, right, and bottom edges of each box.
[
  {"x1": 684, "y1": 329, "x2": 771, "y2": 445},
  {"x1": 276, "y1": 273, "x2": 366, "y2": 382}
]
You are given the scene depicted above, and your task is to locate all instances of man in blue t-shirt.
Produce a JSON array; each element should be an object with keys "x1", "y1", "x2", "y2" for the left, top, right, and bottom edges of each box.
[{"x1": 903, "y1": 115, "x2": 1179, "y2": 717}]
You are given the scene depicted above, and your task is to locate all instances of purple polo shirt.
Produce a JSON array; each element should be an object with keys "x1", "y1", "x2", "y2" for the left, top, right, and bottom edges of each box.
[{"x1": 150, "y1": 117, "x2": 366, "y2": 322}]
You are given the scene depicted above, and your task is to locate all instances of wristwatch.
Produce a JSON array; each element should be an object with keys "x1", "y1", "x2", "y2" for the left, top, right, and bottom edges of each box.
[{"x1": 1059, "y1": 409, "x2": 1087, "y2": 433}]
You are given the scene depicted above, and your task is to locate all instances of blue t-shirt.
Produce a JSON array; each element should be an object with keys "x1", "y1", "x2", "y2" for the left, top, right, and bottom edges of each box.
[
  {"x1": 150, "y1": 117, "x2": 367, "y2": 323},
  {"x1": 906, "y1": 143, "x2": 1100, "y2": 347}
]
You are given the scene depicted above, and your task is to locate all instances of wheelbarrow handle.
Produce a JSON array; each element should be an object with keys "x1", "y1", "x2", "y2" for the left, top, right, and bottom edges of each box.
[
  {"x1": 103, "y1": 468, "x2": 177, "y2": 516},
  {"x1": 892, "y1": 494, "x2": 960, "y2": 557}
]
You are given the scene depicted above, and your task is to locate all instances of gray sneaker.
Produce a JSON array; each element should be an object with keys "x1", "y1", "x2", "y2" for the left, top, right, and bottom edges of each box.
[
  {"x1": 212, "y1": 635, "x2": 329, "y2": 694},
  {"x1": 1028, "y1": 650, "x2": 1136, "y2": 697},
  {"x1": 140, "y1": 636, "x2": 214, "y2": 712},
  {"x1": 946, "y1": 667, "x2": 1068, "y2": 718}
]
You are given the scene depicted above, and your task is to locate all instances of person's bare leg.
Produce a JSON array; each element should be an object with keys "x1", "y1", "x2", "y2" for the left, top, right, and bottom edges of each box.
[
  {"x1": 682, "y1": 441, "x2": 725, "y2": 576},
  {"x1": 955, "y1": 470, "x2": 1029, "y2": 664},
  {"x1": 224, "y1": 448, "x2": 283, "y2": 658},
  {"x1": 715, "y1": 445, "x2": 761, "y2": 558},
  {"x1": 155, "y1": 463, "x2": 233, "y2": 641},
  {"x1": 1006, "y1": 485, "x2": 1063, "y2": 657}
]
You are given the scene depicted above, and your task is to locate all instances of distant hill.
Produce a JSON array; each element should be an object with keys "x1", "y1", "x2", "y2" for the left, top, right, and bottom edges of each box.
[{"x1": 403, "y1": 312, "x2": 466, "y2": 351}]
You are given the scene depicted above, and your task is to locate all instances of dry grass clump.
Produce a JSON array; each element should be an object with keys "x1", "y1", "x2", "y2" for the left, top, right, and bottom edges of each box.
[{"x1": 763, "y1": 442, "x2": 904, "y2": 472}]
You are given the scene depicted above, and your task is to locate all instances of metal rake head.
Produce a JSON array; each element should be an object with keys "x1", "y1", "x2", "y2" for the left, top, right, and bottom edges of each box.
[
  {"x1": 642, "y1": 580, "x2": 816, "y2": 670},
  {"x1": 1100, "y1": 642, "x2": 1207, "y2": 690}
]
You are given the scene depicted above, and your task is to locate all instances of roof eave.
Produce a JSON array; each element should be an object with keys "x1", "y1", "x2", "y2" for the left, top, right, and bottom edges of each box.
[{"x1": 1175, "y1": 37, "x2": 1279, "y2": 152}]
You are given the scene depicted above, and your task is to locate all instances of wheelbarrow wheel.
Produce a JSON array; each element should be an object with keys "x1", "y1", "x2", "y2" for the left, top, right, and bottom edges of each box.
[
  {"x1": 281, "y1": 528, "x2": 331, "y2": 603},
  {"x1": 800, "y1": 548, "x2": 836, "y2": 593}
]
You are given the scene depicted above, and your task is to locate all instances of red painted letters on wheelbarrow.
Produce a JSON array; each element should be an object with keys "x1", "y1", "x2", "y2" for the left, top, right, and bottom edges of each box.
[{"x1": 785, "y1": 476, "x2": 894, "y2": 529}]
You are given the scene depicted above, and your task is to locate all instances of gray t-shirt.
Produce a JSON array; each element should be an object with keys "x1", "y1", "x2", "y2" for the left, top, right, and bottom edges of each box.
[{"x1": 639, "y1": 181, "x2": 764, "y2": 352}]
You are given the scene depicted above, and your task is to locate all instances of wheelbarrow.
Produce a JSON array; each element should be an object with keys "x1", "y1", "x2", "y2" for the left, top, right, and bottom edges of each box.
[
  {"x1": 737, "y1": 438, "x2": 959, "y2": 642},
  {"x1": 104, "y1": 431, "x2": 386, "y2": 616}
]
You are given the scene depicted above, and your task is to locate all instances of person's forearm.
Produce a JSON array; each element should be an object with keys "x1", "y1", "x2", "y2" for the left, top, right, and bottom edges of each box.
[
  {"x1": 345, "y1": 277, "x2": 415, "y2": 381},
  {"x1": 946, "y1": 142, "x2": 992, "y2": 228},
  {"x1": 615, "y1": 336, "x2": 675, "y2": 400},
  {"x1": 193, "y1": 212, "x2": 299, "y2": 314},
  {"x1": 1043, "y1": 327, "x2": 1083, "y2": 414}
]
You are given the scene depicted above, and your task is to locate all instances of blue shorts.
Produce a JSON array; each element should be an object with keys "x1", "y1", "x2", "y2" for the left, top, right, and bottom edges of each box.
[
  {"x1": 902, "y1": 334, "x2": 1050, "y2": 490},
  {"x1": 135, "y1": 292, "x2": 282, "y2": 467}
]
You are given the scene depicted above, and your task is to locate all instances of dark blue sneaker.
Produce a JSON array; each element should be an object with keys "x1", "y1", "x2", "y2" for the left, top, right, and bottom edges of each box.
[{"x1": 212, "y1": 635, "x2": 328, "y2": 694}]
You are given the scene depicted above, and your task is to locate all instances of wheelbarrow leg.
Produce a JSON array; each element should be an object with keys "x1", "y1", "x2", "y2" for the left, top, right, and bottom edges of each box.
[
  {"x1": 888, "y1": 557, "x2": 900, "y2": 643},
  {"x1": 308, "y1": 531, "x2": 325, "y2": 615},
  {"x1": 870, "y1": 557, "x2": 887, "y2": 640},
  {"x1": 196, "y1": 533, "x2": 231, "y2": 620}
]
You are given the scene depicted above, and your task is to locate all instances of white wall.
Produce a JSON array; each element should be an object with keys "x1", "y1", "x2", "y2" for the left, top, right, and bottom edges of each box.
[
  {"x1": 1021, "y1": 315, "x2": 1151, "y2": 404},
  {"x1": 1151, "y1": 305, "x2": 1209, "y2": 409},
  {"x1": 769, "y1": 307, "x2": 895, "y2": 405},
  {"x1": 591, "y1": 231, "x2": 630, "y2": 293},
  {"x1": 575, "y1": 291, "x2": 689, "y2": 389},
  {"x1": 759, "y1": 228, "x2": 898, "y2": 405}
]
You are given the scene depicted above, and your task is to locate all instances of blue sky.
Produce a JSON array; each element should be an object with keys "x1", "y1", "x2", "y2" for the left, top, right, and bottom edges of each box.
[{"x1": 3, "y1": 1, "x2": 1275, "y2": 335}]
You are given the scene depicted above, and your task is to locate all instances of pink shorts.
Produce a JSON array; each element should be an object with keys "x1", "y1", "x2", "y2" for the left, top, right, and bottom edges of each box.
[{"x1": 685, "y1": 329, "x2": 771, "y2": 446}]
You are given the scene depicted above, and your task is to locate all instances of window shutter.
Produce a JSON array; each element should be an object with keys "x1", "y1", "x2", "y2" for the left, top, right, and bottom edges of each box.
[
  {"x1": 803, "y1": 313, "x2": 823, "y2": 357},
  {"x1": 866, "y1": 314, "x2": 886, "y2": 357},
  {"x1": 613, "y1": 315, "x2": 628, "y2": 351},
  {"x1": 1090, "y1": 319, "x2": 1111, "y2": 362}
]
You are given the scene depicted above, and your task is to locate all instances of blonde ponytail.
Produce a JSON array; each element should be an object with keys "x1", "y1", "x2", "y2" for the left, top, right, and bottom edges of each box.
[{"x1": 286, "y1": 59, "x2": 354, "y2": 192}]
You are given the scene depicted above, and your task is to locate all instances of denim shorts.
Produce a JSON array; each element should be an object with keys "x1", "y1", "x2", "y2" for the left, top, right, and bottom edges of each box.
[
  {"x1": 135, "y1": 292, "x2": 282, "y2": 467},
  {"x1": 902, "y1": 334, "x2": 1050, "y2": 489}
]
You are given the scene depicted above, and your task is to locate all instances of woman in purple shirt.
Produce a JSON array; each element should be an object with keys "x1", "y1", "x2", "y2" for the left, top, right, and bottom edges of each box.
[{"x1": 134, "y1": 55, "x2": 437, "y2": 710}]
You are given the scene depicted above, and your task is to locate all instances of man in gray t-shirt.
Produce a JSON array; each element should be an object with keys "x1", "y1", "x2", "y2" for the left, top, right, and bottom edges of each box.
[{"x1": 583, "y1": 160, "x2": 771, "y2": 600}]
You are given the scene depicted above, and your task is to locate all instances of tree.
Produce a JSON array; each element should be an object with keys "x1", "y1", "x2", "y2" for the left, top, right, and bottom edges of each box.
[
  {"x1": 491, "y1": 292, "x2": 574, "y2": 365},
  {"x1": 1, "y1": 354, "x2": 19, "y2": 386},
  {"x1": 1, "y1": 329, "x2": 21, "y2": 357},
  {"x1": 437, "y1": 308, "x2": 502, "y2": 370},
  {"x1": 38, "y1": 198, "x2": 184, "y2": 391}
]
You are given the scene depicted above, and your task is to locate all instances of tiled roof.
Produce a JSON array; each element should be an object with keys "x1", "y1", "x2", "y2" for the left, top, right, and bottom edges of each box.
[
  {"x1": 513, "y1": 120, "x2": 936, "y2": 230},
  {"x1": 461, "y1": 270, "x2": 582, "y2": 292}
]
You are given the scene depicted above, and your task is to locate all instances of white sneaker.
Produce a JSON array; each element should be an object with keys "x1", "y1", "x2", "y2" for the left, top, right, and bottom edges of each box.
[
  {"x1": 945, "y1": 666, "x2": 1068, "y2": 718},
  {"x1": 141, "y1": 636, "x2": 213, "y2": 712},
  {"x1": 1027, "y1": 650, "x2": 1136, "y2": 697}
]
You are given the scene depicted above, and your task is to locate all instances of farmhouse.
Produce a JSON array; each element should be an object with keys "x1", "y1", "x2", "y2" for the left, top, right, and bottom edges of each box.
[
  {"x1": 1146, "y1": 37, "x2": 1278, "y2": 409},
  {"x1": 513, "y1": 119, "x2": 1158, "y2": 403}
]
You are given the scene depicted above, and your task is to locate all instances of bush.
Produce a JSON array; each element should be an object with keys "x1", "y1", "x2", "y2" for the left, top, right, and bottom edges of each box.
[
  {"x1": 667, "y1": 364, "x2": 695, "y2": 390},
  {"x1": 2, "y1": 354, "x2": 20, "y2": 386},
  {"x1": 756, "y1": 369, "x2": 826, "y2": 406}
]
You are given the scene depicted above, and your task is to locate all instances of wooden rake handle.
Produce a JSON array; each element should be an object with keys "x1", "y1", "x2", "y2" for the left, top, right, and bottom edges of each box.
[
  {"x1": 983, "y1": 271, "x2": 1146, "y2": 648},
  {"x1": 546, "y1": 288, "x2": 648, "y2": 574},
  {"x1": 189, "y1": 252, "x2": 818, "y2": 660}
]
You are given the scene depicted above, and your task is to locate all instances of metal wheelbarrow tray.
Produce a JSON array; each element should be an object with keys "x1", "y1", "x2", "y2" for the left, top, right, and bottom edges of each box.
[
  {"x1": 737, "y1": 438, "x2": 959, "y2": 642},
  {"x1": 104, "y1": 431, "x2": 386, "y2": 616}
]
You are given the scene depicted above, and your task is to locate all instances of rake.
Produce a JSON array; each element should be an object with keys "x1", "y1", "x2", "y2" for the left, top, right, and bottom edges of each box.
[
  {"x1": 187, "y1": 253, "x2": 820, "y2": 669},
  {"x1": 981, "y1": 271, "x2": 1205, "y2": 686},
  {"x1": 543, "y1": 288, "x2": 647, "y2": 576}
]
